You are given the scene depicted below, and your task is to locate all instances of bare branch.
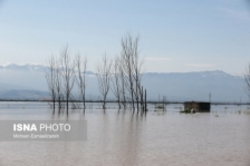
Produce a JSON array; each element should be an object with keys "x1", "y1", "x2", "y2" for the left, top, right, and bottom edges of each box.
[
  {"x1": 96, "y1": 54, "x2": 112, "y2": 109},
  {"x1": 75, "y1": 53, "x2": 88, "y2": 110},
  {"x1": 60, "y1": 45, "x2": 75, "y2": 115},
  {"x1": 45, "y1": 55, "x2": 56, "y2": 112}
]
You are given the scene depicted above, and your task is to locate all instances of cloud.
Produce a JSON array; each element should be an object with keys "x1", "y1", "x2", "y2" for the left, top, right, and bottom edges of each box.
[
  {"x1": 186, "y1": 63, "x2": 214, "y2": 68},
  {"x1": 145, "y1": 57, "x2": 172, "y2": 61}
]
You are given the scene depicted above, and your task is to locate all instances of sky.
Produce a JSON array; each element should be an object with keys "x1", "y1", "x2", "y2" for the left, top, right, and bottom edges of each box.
[{"x1": 0, "y1": 0, "x2": 250, "y2": 75}]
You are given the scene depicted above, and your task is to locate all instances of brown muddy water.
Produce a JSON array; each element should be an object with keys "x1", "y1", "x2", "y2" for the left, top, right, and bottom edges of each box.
[{"x1": 0, "y1": 102, "x2": 249, "y2": 166}]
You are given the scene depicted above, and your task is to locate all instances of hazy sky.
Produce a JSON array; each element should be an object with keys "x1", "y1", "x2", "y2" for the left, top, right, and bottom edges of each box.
[{"x1": 0, "y1": 0, "x2": 249, "y2": 75}]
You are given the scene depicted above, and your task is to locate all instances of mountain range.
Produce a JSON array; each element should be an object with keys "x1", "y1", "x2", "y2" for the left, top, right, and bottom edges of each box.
[{"x1": 0, "y1": 63, "x2": 248, "y2": 102}]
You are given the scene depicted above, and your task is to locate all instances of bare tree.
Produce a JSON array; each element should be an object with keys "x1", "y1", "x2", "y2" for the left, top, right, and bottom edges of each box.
[
  {"x1": 60, "y1": 46, "x2": 75, "y2": 115},
  {"x1": 55, "y1": 60, "x2": 63, "y2": 113},
  {"x1": 112, "y1": 56, "x2": 121, "y2": 109},
  {"x1": 132, "y1": 39, "x2": 144, "y2": 112},
  {"x1": 45, "y1": 55, "x2": 56, "y2": 112},
  {"x1": 96, "y1": 54, "x2": 112, "y2": 109},
  {"x1": 121, "y1": 37, "x2": 134, "y2": 111},
  {"x1": 244, "y1": 64, "x2": 250, "y2": 99},
  {"x1": 120, "y1": 32, "x2": 142, "y2": 112},
  {"x1": 119, "y1": 60, "x2": 127, "y2": 108},
  {"x1": 75, "y1": 53, "x2": 87, "y2": 111}
]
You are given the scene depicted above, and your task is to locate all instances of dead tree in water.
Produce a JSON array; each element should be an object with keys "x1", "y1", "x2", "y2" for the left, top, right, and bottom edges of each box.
[
  {"x1": 112, "y1": 56, "x2": 122, "y2": 109},
  {"x1": 244, "y1": 64, "x2": 250, "y2": 100},
  {"x1": 55, "y1": 60, "x2": 63, "y2": 113},
  {"x1": 45, "y1": 55, "x2": 56, "y2": 112},
  {"x1": 120, "y1": 42, "x2": 135, "y2": 111},
  {"x1": 75, "y1": 54, "x2": 87, "y2": 111},
  {"x1": 96, "y1": 54, "x2": 112, "y2": 109},
  {"x1": 140, "y1": 86, "x2": 147, "y2": 116},
  {"x1": 120, "y1": 32, "x2": 143, "y2": 113},
  {"x1": 140, "y1": 86, "x2": 144, "y2": 111},
  {"x1": 119, "y1": 61, "x2": 127, "y2": 109},
  {"x1": 60, "y1": 46, "x2": 75, "y2": 115},
  {"x1": 163, "y1": 95, "x2": 167, "y2": 111},
  {"x1": 144, "y1": 88, "x2": 147, "y2": 113},
  {"x1": 132, "y1": 44, "x2": 144, "y2": 113}
]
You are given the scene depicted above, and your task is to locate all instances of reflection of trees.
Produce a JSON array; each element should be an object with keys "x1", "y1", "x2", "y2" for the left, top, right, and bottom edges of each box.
[
  {"x1": 89, "y1": 111, "x2": 144, "y2": 165},
  {"x1": 115, "y1": 111, "x2": 144, "y2": 165}
]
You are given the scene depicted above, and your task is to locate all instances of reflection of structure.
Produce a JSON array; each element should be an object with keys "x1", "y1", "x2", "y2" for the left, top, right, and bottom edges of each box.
[{"x1": 184, "y1": 101, "x2": 210, "y2": 112}]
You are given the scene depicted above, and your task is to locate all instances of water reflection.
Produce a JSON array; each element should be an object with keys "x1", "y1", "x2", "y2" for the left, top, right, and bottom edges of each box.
[{"x1": 0, "y1": 103, "x2": 249, "y2": 165}]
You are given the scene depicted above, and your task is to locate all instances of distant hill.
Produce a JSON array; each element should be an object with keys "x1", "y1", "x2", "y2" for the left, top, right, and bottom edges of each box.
[
  {"x1": 142, "y1": 70, "x2": 246, "y2": 102},
  {"x1": 0, "y1": 64, "x2": 248, "y2": 102},
  {"x1": 0, "y1": 89, "x2": 48, "y2": 100}
]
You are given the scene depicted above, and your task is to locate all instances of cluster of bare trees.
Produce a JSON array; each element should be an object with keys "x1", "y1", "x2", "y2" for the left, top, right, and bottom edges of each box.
[
  {"x1": 120, "y1": 33, "x2": 146, "y2": 114},
  {"x1": 95, "y1": 33, "x2": 147, "y2": 114},
  {"x1": 45, "y1": 46, "x2": 87, "y2": 115},
  {"x1": 46, "y1": 33, "x2": 147, "y2": 115}
]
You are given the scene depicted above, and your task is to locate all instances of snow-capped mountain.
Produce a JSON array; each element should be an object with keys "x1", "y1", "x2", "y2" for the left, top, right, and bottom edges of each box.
[
  {"x1": 0, "y1": 63, "x2": 98, "y2": 99},
  {"x1": 0, "y1": 63, "x2": 48, "y2": 72},
  {"x1": 0, "y1": 64, "x2": 247, "y2": 102},
  {"x1": 0, "y1": 63, "x2": 95, "y2": 75}
]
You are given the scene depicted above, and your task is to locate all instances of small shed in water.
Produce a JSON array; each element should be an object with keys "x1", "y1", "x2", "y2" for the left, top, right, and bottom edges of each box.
[{"x1": 184, "y1": 101, "x2": 210, "y2": 112}]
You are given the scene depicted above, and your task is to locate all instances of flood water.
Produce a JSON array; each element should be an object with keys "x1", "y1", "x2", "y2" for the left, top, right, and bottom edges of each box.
[{"x1": 0, "y1": 102, "x2": 250, "y2": 166}]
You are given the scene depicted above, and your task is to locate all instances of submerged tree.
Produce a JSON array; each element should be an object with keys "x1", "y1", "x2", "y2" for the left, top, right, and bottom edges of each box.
[
  {"x1": 112, "y1": 56, "x2": 122, "y2": 109},
  {"x1": 75, "y1": 53, "x2": 87, "y2": 111},
  {"x1": 55, "y1": 60, "x2": 63, "y2": 113},
  {"x1": 60, "y1": 46, "x2": 75, "y2": 115},
  {"x1": 119, "y1": 62, "x2": 127, "y2": 108},
  {"x1": 120, "y1": 32, "x2": 144, "y2": 113},
  {"x1": 96, "y1": 54, "x2": 112, "y2": 109},
  {"x1": 44, "y1": 34, "x2": 147, "y2": 115},
  {"x1": 45, "y1": 55, "x2": 56, "y2": 112},
  {"x1": 244, "y1": 64, "x2": 250, "y2": 99}
]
